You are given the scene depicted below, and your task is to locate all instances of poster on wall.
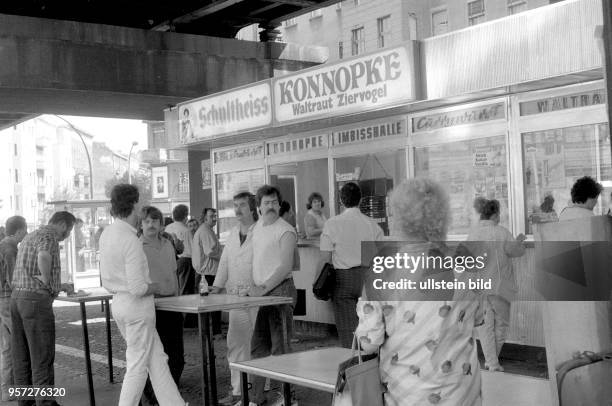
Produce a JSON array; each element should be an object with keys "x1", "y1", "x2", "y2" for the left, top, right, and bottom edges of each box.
[
  {"x1": 201, "y1": 159, "x2": 212, "y2": 190},
  {"x1": 152, "y1": 166, "x2": 168, "y2": 199}
]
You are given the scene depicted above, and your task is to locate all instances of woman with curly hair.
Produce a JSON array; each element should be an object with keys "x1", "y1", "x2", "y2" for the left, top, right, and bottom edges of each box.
[
  {"x1": 304, "y1": 192, "x2": 327, "y2": 238},
  {"x1": 354, "y1": 178, "x2": 483, "y2": 406}
]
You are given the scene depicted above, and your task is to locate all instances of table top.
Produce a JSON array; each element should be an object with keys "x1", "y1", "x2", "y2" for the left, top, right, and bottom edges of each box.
[
  {"x1": 230, "y1": 347, "x2": 353, "y2": 392},
  {"x1": 155, "y1": 294, "x2": 293, "y2": 313},
  {"x1": 55, "y1": 288, "x2": 113, "y2": 303}
]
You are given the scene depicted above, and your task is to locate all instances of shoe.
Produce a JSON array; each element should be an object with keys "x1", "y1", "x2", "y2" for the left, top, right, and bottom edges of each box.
[
  {"x1": 219, "y1": 394, "x2": 241, "y2": 406},
  {"x1": 267, "y1": 392, "x2": 298, "y2": 406},
  {"x1": 232, "y1": 401, "x2": 258, "y2": 406},
  {"x1": 485, "y1": 363, "x2": 504, "y2": 372}
]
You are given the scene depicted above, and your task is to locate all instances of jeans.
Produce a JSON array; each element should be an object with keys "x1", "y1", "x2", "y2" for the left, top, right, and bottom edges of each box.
[
  {"x1": 112, "y1": 293, "x2": 185, "y2": 406},
  {"x1": 140, "y1": 310, "x2": 185, "y2": 406},
  {"x1": 0, "y1": 296, "x2": 13, "y2": 401},
  {"x1": 227, "y1": 308, "x2": 258, "y2": 397},
  {"x1": 250, "y1": 279, "x2": 296, "y2": 404},
  {"x1": 478, "y1": 295, "x2": 511, "y2": 368},
  {"x1": 332, "y1": 268, "x2": 365, "y2": 348},
  {"x1": 11, "y1": 290, "x2": 58, "y2": 406}
]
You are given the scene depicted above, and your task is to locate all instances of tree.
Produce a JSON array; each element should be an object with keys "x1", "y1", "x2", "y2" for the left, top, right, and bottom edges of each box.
[{"x1": 104, "y1": 170, "x2": 152, "y2": 204}]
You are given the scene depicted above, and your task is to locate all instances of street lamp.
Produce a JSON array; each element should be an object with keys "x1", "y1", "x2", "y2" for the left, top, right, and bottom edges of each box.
[
  {"x1": 128, "y1": 141, "x2": 139, "y2": 184},
  {"x1": 54, "y1": 115, "x2": 94, "y2": 200}
]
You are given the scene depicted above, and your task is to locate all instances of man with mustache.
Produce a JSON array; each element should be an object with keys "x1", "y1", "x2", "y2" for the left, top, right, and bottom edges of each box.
[
  {"x1": 248, "y1": 185, "x2": 297, "y2": 406},
  {"x1": 139, "y1": 206, "x2": 185, "y2": 405},
  {"x1": 11, "y1": 211, "x2": 76, "y2": 406},
  {"x1": 210, "y1": 192, "x2": 258, "y2": 406}
]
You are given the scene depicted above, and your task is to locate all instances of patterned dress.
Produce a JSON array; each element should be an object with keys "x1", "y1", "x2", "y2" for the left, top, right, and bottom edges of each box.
[{"x1": 355, "y1": 293, "x2": 483, "y2": 405}]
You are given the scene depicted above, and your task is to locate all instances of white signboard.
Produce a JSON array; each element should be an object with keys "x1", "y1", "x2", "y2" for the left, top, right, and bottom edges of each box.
[
  {"x1": 152, "y1": 166, "x2": 168, "y2": 199},
  {"x1": 266, "y1": 134, "x2": 328, "y2": 156},
  {"x1": 177, "y1": 81, "x2": 272, "y2": 143},
  {"x1": 273, "y1": 45, "x2": 415, "y2": 124}
]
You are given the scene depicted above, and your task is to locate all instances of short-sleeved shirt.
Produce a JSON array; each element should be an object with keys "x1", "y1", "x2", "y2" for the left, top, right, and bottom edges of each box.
[
  {"x1": 192, "y1": 224, "x2": 220, "y2": 276},
  {"x1": 0, "y1": 236, "x2": 19, "y2": 297},
  {"x1": 320, "y1": 207, "x2": 383, "y2": 269},
  {"x1": 12, "y1": 226, "x2": 62, "y2": 295},
  {"x1": 165, "y1": 221, "x2": 192, "y2": 258},
  {"x1": 252, "y1": 218, "x2": 296, "y2": 287}
]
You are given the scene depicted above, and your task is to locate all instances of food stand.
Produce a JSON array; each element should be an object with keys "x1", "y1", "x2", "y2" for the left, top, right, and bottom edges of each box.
[{"x1": 171, "y1": 0, "x2": 609, "y2": 347}]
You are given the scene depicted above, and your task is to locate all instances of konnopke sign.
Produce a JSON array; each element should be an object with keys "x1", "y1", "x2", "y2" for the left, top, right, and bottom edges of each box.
[{"x1": 273, "y1": 44, "x2": 416, "y2": 125}]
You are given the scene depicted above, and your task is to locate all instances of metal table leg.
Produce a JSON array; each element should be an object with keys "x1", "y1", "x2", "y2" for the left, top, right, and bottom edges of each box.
[
  {"x1": 198, "y1": 313, "x2": 211, "y2": 406},
  {"x1": 103, "y1": 298, "x2": 113, "y2": 383},
  {"x1": 206, "y1": 313, "x2": 218, "y2": 406},
  {"x1": 283, "y1": 382, "x2": 291, "y2": 406},
  {"x1": 241, "y1": 372, "x2": 250, "y2": 406},
  {"x1": 80, "y1": 302, "x2": 96, "y2": 406}
]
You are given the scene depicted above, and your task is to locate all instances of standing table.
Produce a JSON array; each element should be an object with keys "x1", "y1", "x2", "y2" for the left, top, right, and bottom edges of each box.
[
  {"x1": 230, "y1": 347, "x2": 352, "y2": 406},
  {"x1": 55, "y1": 290, "x2": 114, "y2": 406},
  {"x1": 155, "y1": 294, "x2": 294, "y2": 406}
]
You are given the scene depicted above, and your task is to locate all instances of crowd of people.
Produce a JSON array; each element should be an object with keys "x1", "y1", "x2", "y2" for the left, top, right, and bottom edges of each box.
[{"x1": 0, "y1": 174, "x2": 605, "y2": 406}]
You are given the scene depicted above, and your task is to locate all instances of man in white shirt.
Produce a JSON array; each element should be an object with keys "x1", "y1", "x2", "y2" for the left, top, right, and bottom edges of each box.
[
  {"x1": 249, "y1": 185, "x2": 297, "y2": 406},
  {"x1": 211, "y1": 192, "x2": 258, "y2": 406},
  {"x1": 164, "y1": 204, "x2": 195, "y2": 296},
  {"x1": 99, "y1": 184, "x2": 186, "y2": 406},
  {"x1": 559, "y1": 176, "x2": 603, "y2": 221},
  {"x1": 319, "y1": 182, "x2": 383, "y2": 348}
]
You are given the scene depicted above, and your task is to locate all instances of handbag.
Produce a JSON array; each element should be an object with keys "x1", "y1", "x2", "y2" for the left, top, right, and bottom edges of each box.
[
  {"x1": 333, "y1": 335, "x2": 384, "y2": 406},
  {"x1": 312, "y1": 262, "x2": 335, "y2": 301}
]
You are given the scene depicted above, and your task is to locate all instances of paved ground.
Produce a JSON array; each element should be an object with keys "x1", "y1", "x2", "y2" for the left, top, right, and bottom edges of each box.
[{"x1": 0, "y1": 300, "x2": 548, "y2": 406}]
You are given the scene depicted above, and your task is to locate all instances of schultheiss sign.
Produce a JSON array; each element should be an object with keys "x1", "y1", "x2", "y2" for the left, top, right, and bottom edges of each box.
[
  {"x1": 177, "y1": 81, "x2": 272, "y2": 143},
  {"x1": 273, "y1": 45, "x2": 416, "y2": 124}
]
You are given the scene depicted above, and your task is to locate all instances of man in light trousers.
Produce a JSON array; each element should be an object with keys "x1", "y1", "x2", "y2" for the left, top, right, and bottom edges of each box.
[
  {"x1": 99, "y1": 184, "x2": 186, "y2": 406},
  {"x1": 211, "y1": 192, "x2": 259, "y2": 406}
]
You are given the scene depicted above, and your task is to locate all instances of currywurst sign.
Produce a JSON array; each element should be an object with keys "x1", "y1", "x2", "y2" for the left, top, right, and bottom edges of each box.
[
  {"x1": 177, "y1": 81, "x2": 272, "y2": 143},
  {"x1": 273, "y1": 45, "x2": 416, "y2": 124}
]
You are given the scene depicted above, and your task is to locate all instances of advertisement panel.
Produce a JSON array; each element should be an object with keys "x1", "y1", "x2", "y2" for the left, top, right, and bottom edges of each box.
[
  {"x1": 273, "y1": 45, "x2": 416, "y2": 124},
  {"x1": 177, "y1": 81, "x2": 272, "y2": 143}
]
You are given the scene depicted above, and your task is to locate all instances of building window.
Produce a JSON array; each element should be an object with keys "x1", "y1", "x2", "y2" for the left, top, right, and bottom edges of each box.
[
  {"x1": 523, "y1": 123, "x2": 611, "y2": 233},
  {"x1": 14, "y1": 169, "x2": 18, "y2": 184},
  {"x1": 338, "y1": 41, "x2": 344, "y2": 59},
  {"x1": 309, "y1": 9, "x2": 322, "y2": 19},
  {"x1": 377, "y1": 15, "x2": 391, "y2": 48},
  {"x1": 284, "y1": 17, "x2": 297, "y2": 27},
  {"x1": 351, "y1": 26, "x2": 365, "y2": 56},
  {"x1": 468, "y1": 0, "x2": 486, "y2": 26},
  {"x1": 508, "y1": 0, "x2": 528, "y2": 14},
  {"x1": 431, "y1": 8, "x2": 449, "y2": 36}
]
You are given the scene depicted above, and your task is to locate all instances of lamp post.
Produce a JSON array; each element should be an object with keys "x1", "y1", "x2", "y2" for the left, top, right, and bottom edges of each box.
[
  {"x1": 54, "y1": 116, "x2": 94, "y2": 200},
  {"x1": 128, "y1": 141, "x2": 138, "y2": 184}
]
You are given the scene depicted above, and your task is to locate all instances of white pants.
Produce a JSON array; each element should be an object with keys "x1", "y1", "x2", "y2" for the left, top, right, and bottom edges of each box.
[
  {"x1": 227, "y1": 307, "x2": 258, "y2": 396},
  {"x1": 112, "y1": 293, "x2": 185, "y2": 406},
  {"x1": 0, "y1": 297, "x2": 12, "y2": 401},
  {"x1": 478, "y1": 295, "x2": 510, "y2": 368}
]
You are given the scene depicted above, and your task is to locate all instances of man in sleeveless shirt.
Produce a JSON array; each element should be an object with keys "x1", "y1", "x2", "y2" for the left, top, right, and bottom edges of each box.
[{"x1": 248, "y1": 185, "x2": 297, "y2": 406}]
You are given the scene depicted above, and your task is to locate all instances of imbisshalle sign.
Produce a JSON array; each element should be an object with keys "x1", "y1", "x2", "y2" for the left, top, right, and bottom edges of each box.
[
  {"x1": 273, "y1": 44, "x2": 416, "y2": 124},
  {"x1": 177, "y1": 81, "x2": 272, "y2": 144}
]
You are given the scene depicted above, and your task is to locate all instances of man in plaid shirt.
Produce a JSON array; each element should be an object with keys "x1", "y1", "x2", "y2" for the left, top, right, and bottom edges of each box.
[
  {"x1": 0, "y1": 216, "x2": 27, "y2": 402},
  {"x1": 11, "y1": 211, "x2": 76, "y2": 406}
]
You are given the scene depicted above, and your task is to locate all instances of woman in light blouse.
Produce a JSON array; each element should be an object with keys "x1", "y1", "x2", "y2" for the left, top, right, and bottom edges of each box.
[
  {"x1": 303, "y1": 192, "x2": 327, "y2": 238},
  {"x1": 355, "y1": 178, "x2": 483, "y2": 406}
]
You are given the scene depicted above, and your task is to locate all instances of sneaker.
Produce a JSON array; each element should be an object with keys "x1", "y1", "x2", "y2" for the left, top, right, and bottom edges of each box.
[{"x1": 219, "y1": 394, "x2": 241, "y2": 406}]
